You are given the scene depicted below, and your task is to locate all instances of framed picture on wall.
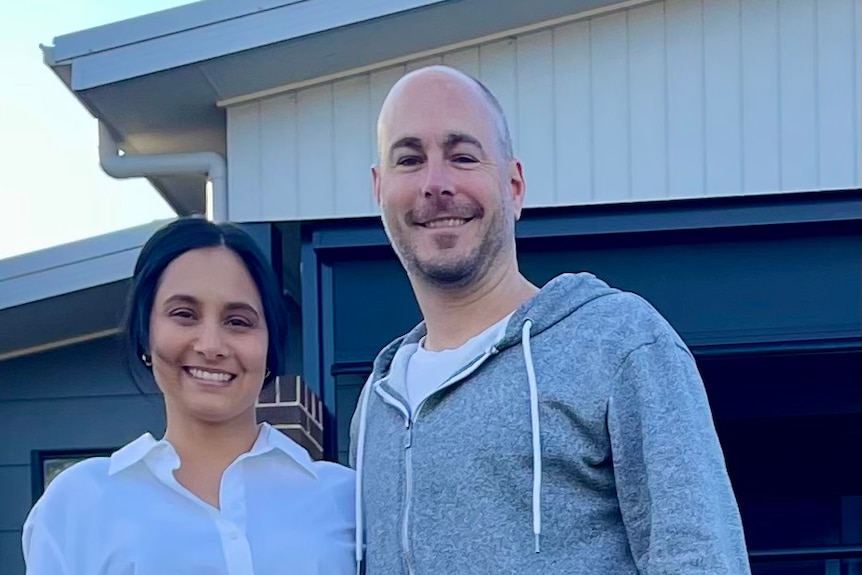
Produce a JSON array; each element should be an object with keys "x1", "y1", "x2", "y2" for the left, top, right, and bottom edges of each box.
[{"x1": 30, "y1": 448, "x2": 116, "y2": 504}]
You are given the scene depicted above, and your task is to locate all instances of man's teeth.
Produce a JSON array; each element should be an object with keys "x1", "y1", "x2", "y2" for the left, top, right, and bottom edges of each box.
[
  {"x1": 424, "y1": 218, "x2": 468, "y2": 228},
  {"x1": 188, "y1": 368, "x2": 233, "y2": 382}
]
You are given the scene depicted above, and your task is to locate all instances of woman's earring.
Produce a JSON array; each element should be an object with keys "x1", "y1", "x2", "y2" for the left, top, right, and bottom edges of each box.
[
  {"x1": 141, "y1": 353, "x2": 152, "y2": 367},
  {"x1": 264, "y1": 369, "x2": 271, "y2": 380}
]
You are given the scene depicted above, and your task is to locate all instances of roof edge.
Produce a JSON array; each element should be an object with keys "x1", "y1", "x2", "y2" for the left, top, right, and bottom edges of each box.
[
  {"x1": 0, "y1": 219, "x2": 173, "y2": 312},
  {"x1": 49, "y1": 0, "x2": 305, "y2": 62}
]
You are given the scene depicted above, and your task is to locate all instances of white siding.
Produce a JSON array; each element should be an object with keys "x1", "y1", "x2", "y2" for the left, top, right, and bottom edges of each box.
[{"x1": 226, "y1": 0, "x2": 861, "y2": 222}]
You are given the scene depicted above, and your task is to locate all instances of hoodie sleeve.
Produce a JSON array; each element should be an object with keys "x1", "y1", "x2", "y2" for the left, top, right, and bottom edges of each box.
[{"x1": 607, "y1": 334, "x2": 751, "y2": 575}]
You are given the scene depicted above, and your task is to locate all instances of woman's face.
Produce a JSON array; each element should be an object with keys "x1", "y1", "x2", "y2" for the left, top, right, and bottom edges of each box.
[{"x1": 148, "y1": 246, "x2": 269, "y2": 426}]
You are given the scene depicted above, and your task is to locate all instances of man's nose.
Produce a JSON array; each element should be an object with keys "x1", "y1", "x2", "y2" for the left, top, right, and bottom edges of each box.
[{"x1": 421, "y1": 156, "x2": 454, "y2": 198}]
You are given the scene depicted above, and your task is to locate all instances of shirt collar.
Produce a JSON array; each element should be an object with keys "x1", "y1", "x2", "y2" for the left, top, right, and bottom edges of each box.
[
  {"x1": 108, "y1": 432, "x2": 164, "y2": 475},
  {"x1": 251, "y1": 423, "x2": 318, "y2": 478},
  {"x1": 108, "y1": 423, "x2": 318, "y2": 478}
]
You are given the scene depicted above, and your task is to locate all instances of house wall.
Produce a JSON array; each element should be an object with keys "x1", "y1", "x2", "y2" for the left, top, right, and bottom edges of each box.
[
  {"x1": 299, "y1": 191, "x2": 862, "y2": 566},
  {"x1": 0, "y1": 337, "x2": 165, "y2": 574},
  {"x1": 226, "y1": 0, "x2": 860, "y2": 222}
]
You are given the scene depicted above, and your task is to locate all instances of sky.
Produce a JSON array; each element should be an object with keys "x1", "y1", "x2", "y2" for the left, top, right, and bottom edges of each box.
[{"x1": 0, "y1": 0, "x2": 196, "y2": 260}]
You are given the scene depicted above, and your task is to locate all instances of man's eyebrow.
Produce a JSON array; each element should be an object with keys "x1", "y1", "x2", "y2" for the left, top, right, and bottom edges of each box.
[
  {"x1": 444, "y1": 132, "x2": 484, "y2": 152},
  {"x1": 389, "y1": 136, "x2": 424, "y2": 156}
]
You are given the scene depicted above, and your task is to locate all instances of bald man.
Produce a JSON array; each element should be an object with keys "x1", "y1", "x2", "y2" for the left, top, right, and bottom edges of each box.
[{"x1": 349, "y1": 66, "x2": 750, "y2": 575}]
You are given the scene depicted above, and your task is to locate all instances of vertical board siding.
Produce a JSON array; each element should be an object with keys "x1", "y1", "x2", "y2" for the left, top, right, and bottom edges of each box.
[
  {"x1": 332, "y1": 75, "x2": 374, "y2": 215},
  {"x1": 778, "y1": 0, "x2": 818, "y2": 191},
  {"x1": 817, "y1": 0, "x2": 859, "y2": 189},
  {"x1": 478, "y1": 39, "x2": 519, "y2": 147},
  {"x1": 666, "y1": 0, "x2": 706, "y2": 197},
  {"x1": 296, "y1": 84, "x2": 336, "y2": 217},
  {"x1": 591, "y1": 12, "x2": 630, "y2": 203},
  {"x1": 228, "y1": 0, "x2": 861, "y2": 221},
  {"x1": 226, "y1": 102, "x2": 261, "y2": 220},
  {"x1": 442, "y1": 48, "x2": 480, "y2": 77},
  {"x1": 260, "y1": 94, "x2": 299, "y2": 217},
  {"x1": 741, "y1": 0, "x2": 781, "y2": 192},
  {"x1": 516, "y1": 31, "x2": 556, "y2": 205},
  {"x1": 628, "y1": 2, "x2": 668, "y2": 201},
  {"x1": 553, "y1": 21, "x2": 593, "y2": 204},
  {"x1": 703, "y1": 0, "x2": 743, "y2": 196}
]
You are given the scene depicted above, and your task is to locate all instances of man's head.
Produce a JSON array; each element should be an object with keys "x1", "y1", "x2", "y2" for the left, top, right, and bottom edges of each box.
[{"x1": 373, "y1": 65, "x2": 526, "y2": 291}]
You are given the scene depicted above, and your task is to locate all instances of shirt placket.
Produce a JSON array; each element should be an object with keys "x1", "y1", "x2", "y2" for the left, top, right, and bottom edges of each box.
[
  {"x1": 217, "y1": 461, "x2": 254, "y2": 575},
  {"x1": 148, "y1": 447, "x2": 256, "y2": 575}
]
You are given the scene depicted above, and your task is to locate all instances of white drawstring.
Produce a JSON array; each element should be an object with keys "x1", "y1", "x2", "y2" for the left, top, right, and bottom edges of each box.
[
  {"x1": 521, "y1": 320, "x2": 543, "y2": 553},
  {"x1": 354, "y1": 383, "x2": 374, "y2": 574},
  {"x1": 355, "y1": 324, "x2": 543, "y2": 563}
]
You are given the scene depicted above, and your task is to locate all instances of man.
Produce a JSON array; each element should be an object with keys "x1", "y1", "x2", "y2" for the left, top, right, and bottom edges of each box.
[{"x1": 349, "y1": 65, "x2": 750, "y2": 574}]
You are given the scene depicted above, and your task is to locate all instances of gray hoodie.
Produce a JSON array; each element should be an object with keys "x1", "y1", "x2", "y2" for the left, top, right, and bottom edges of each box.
[{"x1": 349, "y1": 273, "x2": 750, "y2": 575}]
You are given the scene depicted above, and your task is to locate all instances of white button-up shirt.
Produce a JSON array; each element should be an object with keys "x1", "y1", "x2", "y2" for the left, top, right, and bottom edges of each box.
[{"x1": 22, "y1": 423, "x2": 355, "y2": 575}]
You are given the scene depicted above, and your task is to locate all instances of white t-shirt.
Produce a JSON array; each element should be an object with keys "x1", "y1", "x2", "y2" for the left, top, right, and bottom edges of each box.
[
  {"x1": 22, "y1": 423, "x2": 355, "y2": 575},
  {"x1": 396, "y1": 313, "x2": 513, "y2": 415}
]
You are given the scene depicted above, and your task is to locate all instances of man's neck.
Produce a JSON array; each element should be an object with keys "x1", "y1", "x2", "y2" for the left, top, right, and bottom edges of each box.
[{"x1": 415, "y1": 264, "x2": 538, "y2": 351}]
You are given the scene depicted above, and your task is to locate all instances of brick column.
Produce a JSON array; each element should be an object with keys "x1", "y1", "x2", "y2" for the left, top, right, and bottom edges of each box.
[{"x1": 256, "y1": 376, "x2": 324, "y2": 460}]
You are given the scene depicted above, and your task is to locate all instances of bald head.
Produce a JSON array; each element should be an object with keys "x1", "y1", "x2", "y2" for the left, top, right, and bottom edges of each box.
[{"x1": 376, "y1": 65, "x2": 514, "y2": 164}]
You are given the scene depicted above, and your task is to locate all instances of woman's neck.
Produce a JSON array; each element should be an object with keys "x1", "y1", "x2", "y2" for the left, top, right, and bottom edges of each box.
[{"x1": 163, "y1": 410, "x2": 260, "y2": 472}]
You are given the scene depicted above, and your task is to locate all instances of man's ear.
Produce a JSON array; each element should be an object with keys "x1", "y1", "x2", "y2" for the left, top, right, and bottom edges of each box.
[
  {"x1": 372, "y1": 165, "x2": 382, "y2": 207},
  {"x1": 509, "y1": 159, "x2": 526, "y2": 220}
]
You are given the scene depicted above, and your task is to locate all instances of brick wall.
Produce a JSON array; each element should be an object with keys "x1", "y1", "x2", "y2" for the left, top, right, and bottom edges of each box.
[{"x1": 256, "y1": 376, "x2": 324, "y2": 460}]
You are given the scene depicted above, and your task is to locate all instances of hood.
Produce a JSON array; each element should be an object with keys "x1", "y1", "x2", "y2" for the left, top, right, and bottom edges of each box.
[
  {"x1": 370, "y1": 272, "x2": 619, "y2": 377},
  {"x1": 354, "y1": 272, "x2": 620, "y2": 570}
]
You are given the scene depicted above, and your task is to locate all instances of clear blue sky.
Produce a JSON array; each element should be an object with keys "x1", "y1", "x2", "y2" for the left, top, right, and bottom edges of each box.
[{"x1": 0, "y1": 0, "x2": 195, "y2": 260}]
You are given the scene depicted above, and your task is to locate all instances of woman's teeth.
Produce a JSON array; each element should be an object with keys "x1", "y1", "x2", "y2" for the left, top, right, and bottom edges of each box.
[{"x1": 186, "y1": 368, "x2": 233, "y2": 382}]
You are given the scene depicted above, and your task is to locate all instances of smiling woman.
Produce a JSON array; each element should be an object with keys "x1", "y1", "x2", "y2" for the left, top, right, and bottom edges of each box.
[{"x1": 20, "y1": 216, "x2": 356, "y2": 575}]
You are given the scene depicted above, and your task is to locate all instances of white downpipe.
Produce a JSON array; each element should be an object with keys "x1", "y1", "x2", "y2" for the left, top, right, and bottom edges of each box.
[{"x1": 98, "y1": 122, "x2": 228, "y2": 222}]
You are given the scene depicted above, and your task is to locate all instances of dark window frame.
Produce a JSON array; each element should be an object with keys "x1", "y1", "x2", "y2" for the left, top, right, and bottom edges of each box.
[{"x1": 30, "y1": 447, "x2": 116, "y2": 504}]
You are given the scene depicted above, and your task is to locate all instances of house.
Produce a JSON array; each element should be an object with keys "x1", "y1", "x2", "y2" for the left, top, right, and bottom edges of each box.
[{"x1": 0, "y1": 0, "x2": 859, "y2": 571}]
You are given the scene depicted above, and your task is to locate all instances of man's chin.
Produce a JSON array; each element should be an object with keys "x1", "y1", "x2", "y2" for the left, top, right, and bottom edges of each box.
[{"x1": 412, "y1": 257, "x2": 480, "y2": 289}]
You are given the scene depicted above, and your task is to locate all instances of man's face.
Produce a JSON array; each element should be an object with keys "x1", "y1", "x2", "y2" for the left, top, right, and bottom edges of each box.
[{"x1": 373, "y1": 72, "x2": 525, "y2": 289}]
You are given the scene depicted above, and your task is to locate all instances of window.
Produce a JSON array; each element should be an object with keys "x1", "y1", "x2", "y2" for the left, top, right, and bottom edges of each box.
[{"x1": 31, "y1": 448, "x2": 115, "y2": 503}]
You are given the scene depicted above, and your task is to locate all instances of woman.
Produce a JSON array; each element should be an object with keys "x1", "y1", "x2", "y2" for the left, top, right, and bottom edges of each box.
[{"x1": 22, "y1": 217, "x2": 355, "y2": 574}]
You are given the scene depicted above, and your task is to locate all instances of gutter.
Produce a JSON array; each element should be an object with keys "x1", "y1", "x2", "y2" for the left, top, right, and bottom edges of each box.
[{"x1": 98, "y1": 122, "x2": 228, "y2": 221}]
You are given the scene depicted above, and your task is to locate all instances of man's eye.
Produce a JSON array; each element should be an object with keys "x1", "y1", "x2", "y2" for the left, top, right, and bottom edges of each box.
[
  {"x1": 452, "y1": 155, "x2": 478, "y2": 164},
  {"x1": 396, "y1": 156, "x2": 422, "y2": 167}
]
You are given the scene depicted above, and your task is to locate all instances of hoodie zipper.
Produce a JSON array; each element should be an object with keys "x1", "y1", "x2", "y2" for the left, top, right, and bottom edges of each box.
[
  {"x1": 374, "y1": 385, "x2": 416, "y2": 574},
  {"x1": 375, "y1": 347, "x2": 499, "y2": 575}
]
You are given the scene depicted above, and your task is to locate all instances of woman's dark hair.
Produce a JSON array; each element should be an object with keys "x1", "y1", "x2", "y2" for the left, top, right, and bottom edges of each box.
[{"x1": 123, "y1": 216, "x2": 288, "y2": 389}]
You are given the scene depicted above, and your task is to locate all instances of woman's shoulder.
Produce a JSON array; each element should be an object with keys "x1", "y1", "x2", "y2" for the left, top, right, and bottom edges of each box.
[
  {"x1": 312, "y1": 460, "x2": 356, "y2": 485},
  {"x1": 24, "y1": 456, "x2": 112, "y2": 539},
  {"x1": 34, "y1": 457, "x2": 112, "y2": 510}
]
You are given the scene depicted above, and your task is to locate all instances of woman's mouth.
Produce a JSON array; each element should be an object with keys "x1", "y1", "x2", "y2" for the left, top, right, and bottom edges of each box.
[{"x1": 184, "y1": 367, "x2": 236, "y2": 385}]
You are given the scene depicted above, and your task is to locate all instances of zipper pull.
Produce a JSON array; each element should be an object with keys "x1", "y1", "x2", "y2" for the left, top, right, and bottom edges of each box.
[{"x1": 405, "y1": 419, "x2": 413, "y2": 449}]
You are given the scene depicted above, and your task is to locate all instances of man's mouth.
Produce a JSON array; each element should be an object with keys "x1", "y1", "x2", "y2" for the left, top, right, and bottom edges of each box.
[
  {"x1": 184, "y1": 367, "x2": 236, "y2": 384},
  {"x1": 420, "y1": 217, "x2": 473, "y2": 229}
]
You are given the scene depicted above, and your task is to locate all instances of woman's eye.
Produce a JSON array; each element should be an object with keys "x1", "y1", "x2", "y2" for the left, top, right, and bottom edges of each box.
[
  {"x1": 226, "y1": 317, "x2": 253, "y2": 328},
  {"x1": 170, "y1": 309, "x2": 195, "y2": 320}
]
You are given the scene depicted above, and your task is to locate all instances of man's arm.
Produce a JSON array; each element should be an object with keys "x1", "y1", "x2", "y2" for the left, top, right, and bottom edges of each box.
[{"x1": 608, "y1": 334, "x2": 751, "y2": 574}]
